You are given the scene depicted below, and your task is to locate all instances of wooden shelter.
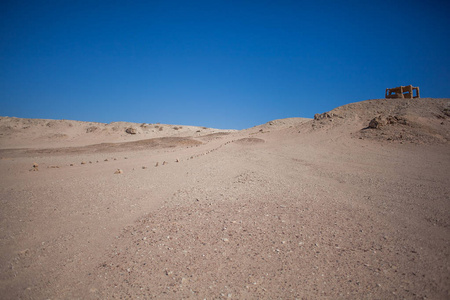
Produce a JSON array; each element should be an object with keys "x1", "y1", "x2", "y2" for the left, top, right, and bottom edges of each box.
[{"x1": 385, "y1": 85, "x2": 420, "y2": 99}]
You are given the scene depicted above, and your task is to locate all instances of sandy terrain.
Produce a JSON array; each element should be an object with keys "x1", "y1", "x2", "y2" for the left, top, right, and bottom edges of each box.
[{"x1": 0, "y1": 98, "x2": 449, "y2": 299}]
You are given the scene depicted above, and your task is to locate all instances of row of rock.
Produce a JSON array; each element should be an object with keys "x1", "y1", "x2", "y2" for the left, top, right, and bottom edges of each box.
[
  {"x1": 113, "y1": 139, "x2": 238, "y2": 174},
  {"x1": 32, "y1": 138, "x2": 238, "y2": 174},
  {"x1": 30, "y1": 156, "x2": 130, "y2": 171},
  {"x1": 114, "y1": 159, "x2": 181, "y2": 174}
]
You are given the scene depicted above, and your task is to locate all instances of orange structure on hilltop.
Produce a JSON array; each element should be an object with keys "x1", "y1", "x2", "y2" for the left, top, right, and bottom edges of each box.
[{"x1": 386, "y1": 85, "x2": 420, "y2": 99}]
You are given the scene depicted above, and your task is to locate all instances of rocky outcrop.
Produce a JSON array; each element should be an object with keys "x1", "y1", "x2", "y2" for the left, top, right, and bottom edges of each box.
[
  {"x1": 369, "y1": 115, "x2": 408, "y2": 129},
  {"x1": 125, "y1": 127, "x2": 137, "y2": 134},
  {"x1": 314, "y1": 112, "x2": 333, "y2": 120},
  {"x1": 368, "y1": 116, "x2": 386, "y2": 129},
  {"x1": 86, "y1": 126, "x2": 99, "y2": 133}
]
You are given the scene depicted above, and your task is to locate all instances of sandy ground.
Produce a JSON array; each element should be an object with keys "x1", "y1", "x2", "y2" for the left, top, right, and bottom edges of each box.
[{"x1": 0, "y1": 98, "x2": 449, "y2": 299}]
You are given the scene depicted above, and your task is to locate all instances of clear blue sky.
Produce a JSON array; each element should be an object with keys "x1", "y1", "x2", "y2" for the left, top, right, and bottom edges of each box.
[{"x1": 1, "y1": 0, "x2": 449, "y2": 129}]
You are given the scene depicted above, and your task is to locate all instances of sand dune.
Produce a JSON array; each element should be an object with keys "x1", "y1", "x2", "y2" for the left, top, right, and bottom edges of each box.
[
  {"x1": 0, "y1": 98, "x2": 449, "y2": 299},
  {"x1": 0, "y1": 117, "x2": 236, "y2": 149}
]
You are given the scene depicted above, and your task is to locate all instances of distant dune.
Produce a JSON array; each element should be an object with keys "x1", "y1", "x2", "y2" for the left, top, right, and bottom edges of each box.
[
  {"x1": 0, "y1": 117, "x2": 237, "y2": 149},
  {"x1": 310, "y1": 98, "x2": 450, "y2": 144},
  {"x1": 0, "y1": 98, "x2": 449, "y2": 299}
]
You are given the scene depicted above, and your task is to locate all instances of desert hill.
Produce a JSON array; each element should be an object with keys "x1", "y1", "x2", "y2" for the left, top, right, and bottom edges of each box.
[
  {"x1": 0, "y1": 117, "x2": 236, "y2": 149},
  {"x1": 1, "y1": 97, "x2": 447, "y2": 151},
  {"x1": 309, "y1": 98, "x2": 450, "y2": 144},
  {"x1": 0, "y1": 98, "x2": 449, "y2": 299}
]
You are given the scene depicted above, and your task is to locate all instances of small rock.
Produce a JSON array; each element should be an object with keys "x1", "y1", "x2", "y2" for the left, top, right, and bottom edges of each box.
[
  {"x1": 155, "y1": 162, "x2": 159, "y2": 167},
  {"x1": 31, "y1": 163, "x2": 39, "y2": 171},
  {"x1": 125, "y1": 127, "x2": 137, "y2": 134},
  {"x1": 81, "y1": 161, "x2": 86, "y2": 165},
  {"x1": 114, "y1": 169, "x2": 123, "y2": 174},
  {"x1": 142, "y1": 166, "x2": 147, "y2": 169},
  {"x1": 369, "y1": 116, "x2": 386, "y2": 129},
  {"x1": 162, "y1": 161, "x2": 167, "y2": 165}
]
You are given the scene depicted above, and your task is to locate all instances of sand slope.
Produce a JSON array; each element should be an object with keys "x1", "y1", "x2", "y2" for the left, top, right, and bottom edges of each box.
[
  {"x1": 0, "y1": 117, "x2": 236, "y2": 149},
  {"x1": 0, "y1": 98, "x2": 449, "y2": 299}
]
